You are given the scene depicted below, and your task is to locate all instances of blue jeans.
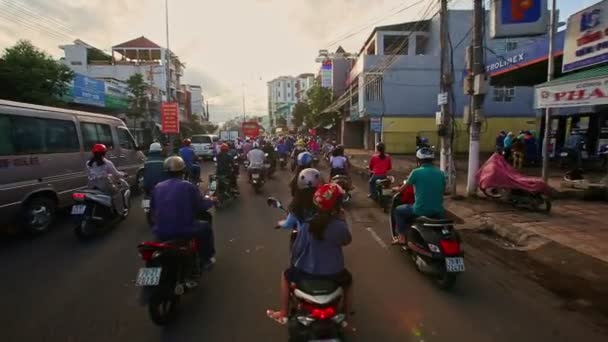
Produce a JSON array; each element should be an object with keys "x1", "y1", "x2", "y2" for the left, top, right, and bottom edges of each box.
[
  {"x1": 395, "y1": 204, "x2": 416, "y2": 235},
  {"x1": 157, "y1": 221, "x2": 215, "y2": 264},
  {"x1": 369, "y1": 175, "x2": 386, "y2": 198}
]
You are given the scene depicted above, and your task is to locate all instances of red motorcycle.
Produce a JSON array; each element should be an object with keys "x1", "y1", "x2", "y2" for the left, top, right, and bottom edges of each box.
[{"x1": 477, "y1": 153, "x2": 552, "y2": 213}]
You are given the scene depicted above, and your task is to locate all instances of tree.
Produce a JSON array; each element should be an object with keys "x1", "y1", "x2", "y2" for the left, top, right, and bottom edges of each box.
[
  {"x1": 275, "y1": 116, "x2": 287, "y2": 128},
  {"x1": 126, "y1": 73, "x2": 148, "y2": 121},
  {"x1": 0, "y1": 40, "x2": 74, "y2": 105},
  {"x1": 292, "y1": 102, "x2": 311, "y2": 127},
  {"x1": 306, "y1": 83, "x2": 337, "y2": 128}
]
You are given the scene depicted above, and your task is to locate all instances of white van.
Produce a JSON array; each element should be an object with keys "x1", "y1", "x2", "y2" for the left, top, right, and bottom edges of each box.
[{"x1": 191, "y1": 134, "x2": 219, "y2": 159}]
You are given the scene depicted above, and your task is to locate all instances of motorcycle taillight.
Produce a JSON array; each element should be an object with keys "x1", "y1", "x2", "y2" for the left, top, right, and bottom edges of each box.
[
  {"x1": 302, "y1": 302, "x2": 337, "y2": 320},
  {"x1": 139, "y1": 249, "x2": 155, "y2": 262},
  {"x1": 440, "y1": 239, "x2": 461, "y2": 256},
  {"x1": 72, "y1": 193, "x2": 86, "y2": 200}
]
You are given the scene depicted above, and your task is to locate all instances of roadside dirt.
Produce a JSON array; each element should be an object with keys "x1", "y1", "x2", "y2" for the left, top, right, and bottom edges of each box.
[{"x1": 462, "y1": 229, "x2": 608, "y2": 333}]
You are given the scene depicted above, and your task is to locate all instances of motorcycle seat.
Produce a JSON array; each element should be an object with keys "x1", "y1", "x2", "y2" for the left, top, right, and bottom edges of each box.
[
  {"x1": 376, "y1": 179, "x2": 391, "y2": 185},
  {"x1": 331, "y1": 175, "x2": 349, "y2": 181},
  {"x1": 416, "y1": 216, "x2": 453, "y2": 225},
  {"x1": 294, "y1": 279, "x2": 343, "y2": 305}
]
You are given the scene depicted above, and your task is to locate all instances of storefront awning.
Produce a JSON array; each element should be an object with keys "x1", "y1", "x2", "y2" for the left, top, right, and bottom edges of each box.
[{"x1": 535, "y1": 65, "x2": 608, "y2": 109}]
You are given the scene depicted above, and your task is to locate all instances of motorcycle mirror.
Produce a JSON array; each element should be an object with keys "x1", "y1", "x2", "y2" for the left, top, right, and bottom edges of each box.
[
  {"x1": 266, "y1": 197, "x2": 283, "y2": 209},
  {"x1": 388, "y1": 176, "x2": 395, "y2": 183}
]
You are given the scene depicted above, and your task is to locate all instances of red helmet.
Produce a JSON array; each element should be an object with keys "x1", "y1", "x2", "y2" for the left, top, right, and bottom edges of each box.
[
  {"x1": 220, "y1": 143, "x2": 229, "y2": 152},
  {"x1": 313, "y1": 183, "x2": 344, "y2": 212},
  {"x1": 92, "y1": 144, "x2": 107, "y2": 154},
  {"x1": 183, "y1": 138, "x2": 192, "y2": 146}
]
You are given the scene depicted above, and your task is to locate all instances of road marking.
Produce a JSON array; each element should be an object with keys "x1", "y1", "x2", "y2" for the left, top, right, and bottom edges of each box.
[{"x1": 366, "y1": 227, "x2": 388, "y2": 249}]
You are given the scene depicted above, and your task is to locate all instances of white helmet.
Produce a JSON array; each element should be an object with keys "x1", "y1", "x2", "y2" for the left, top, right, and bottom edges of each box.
[
  {"x1": 252, "y1": 142, "x2": 260, "y2": 149},
  {"x1": 149, "y1": 142, "x2": 162, "y2": 152},
  {"x1": 416, "y1": 147, "x2": 435, "y2": 161},
  {"x1": 297, "y1": 168, "x2": 322, "y2": 190}
]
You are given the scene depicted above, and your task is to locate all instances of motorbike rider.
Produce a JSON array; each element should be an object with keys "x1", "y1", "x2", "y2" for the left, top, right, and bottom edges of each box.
[
  {"x1": 247, "y1": 142, "x2": 266, "y2": 180},
  {"x1": 368, "y1": 142, "x2": 392, "y2": 198},
  {"x1": 279, "y1": 168, "x2": 323, "y2": 231},
  {"x1": 150, "y1": 156, "x2": 217, "y2": 269},
  {"x1": 179, "y1": 138, "x2": 201, "y2": 183},
  {"x1": 86, "y1": 143, "x2": 128, "y2": 215},
  {"x1": 392, "y1": 147, "x2": 445, "y2": 245},
  {"x1": 266, "y1": 183, "x2": 352, "y2": 325},
  {"x1": 216, "y1": 143, "x2": 239, "y2": 194},
  {"x1": 276, "y1": 138, "x2": 289, "y2": 161},
  {"x1": 329, "y1": 145, "x2": 349, "y2": 178},
  {"x1": 143, "y1": 142, "x2": 167, "y2": 195},
  {"x1": 263, "y1": 140, "x2": 278, "y2": 171},
  {"x1": 289, "y1": 151, "x2": 315, "y2": 196}
]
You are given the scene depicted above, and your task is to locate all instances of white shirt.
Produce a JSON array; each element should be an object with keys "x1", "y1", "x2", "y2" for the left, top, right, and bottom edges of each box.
[
  {"x1": 247, "y1": 148, "x2": 266, "y2": 168},
  {"x1": 330, "y1": 155, "x2": 347, "y2": 169}
]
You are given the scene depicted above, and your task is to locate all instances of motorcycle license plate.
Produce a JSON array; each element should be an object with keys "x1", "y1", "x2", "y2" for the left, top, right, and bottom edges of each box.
[
  {"x1": 135, "y1": 267, "x2": 162, "y2": 286},
  {"x1": 71, "y1": 205, "x2": 86, "y2": 215},
  {"x1": 382, "y1": 189, "x2": 393, "y2": 196},
  {"x1": 141, "y1": 199, "x2": 150, "y2": 209},
  {"x1": 310, "y1": 340, "x2": 340, "y2": 342},
  {"x1": 445, "y1": 257, "x2": 465, "y2": 272},
  {"x1": 264, "y1": 163, "x2": 271, "y2": 168},
  {"x1": 560, "y1": 152, "x2": 568, "y2": 157},
  {"x1": 252, "y1": 173, "x2": 260, "y2": 179}
]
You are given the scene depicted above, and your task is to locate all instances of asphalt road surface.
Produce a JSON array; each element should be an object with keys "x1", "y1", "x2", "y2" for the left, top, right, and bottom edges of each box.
[{"x1": 1, "y1": 161, "x2": 606, "y2": 342}]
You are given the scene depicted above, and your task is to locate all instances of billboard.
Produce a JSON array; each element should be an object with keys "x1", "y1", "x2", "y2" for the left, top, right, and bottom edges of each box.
[
  {"x1": 72, "y1": 74, "x2": 105, "y2": 107},
  {"x1": 161, "y1": 102, "x2": 180, "y2": 134},
  {"x1": 490, "y1": 0, "x2": 548, "y2": 38},
  {"x1": 535, "y1": 75, "x2": 608, "y2": 108},
  {"x1": 321, "y1": 59, "x2": 333, "y2": 88},
  {"x1": 242, "y1": 121, "x2": 261, "y2": 138},
  {"x1": 563, "y1": 1, "x2": 608, "y2": 72}
]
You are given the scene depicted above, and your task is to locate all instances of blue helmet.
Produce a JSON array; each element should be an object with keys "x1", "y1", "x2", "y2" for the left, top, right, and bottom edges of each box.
[{"x1": 297, "y1": 151, "x2": 313, "y2": 167}]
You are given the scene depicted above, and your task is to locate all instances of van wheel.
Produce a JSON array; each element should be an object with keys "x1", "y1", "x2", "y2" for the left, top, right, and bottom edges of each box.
[{"x1": 23, "y1": 196, "x2": 56, "y2": 234}]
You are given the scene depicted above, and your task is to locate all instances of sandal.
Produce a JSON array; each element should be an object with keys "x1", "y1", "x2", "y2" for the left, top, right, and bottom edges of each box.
[
  {"x1": 391, "y1": 237, "x2": 407, "y2": 245},
  {"x1": 266, "y1": 309, "x2": 288, "y2": 325}
]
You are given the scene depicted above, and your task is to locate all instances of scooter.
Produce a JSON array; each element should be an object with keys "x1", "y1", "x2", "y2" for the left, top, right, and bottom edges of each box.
[
  {"x1": 266, "y1": 197, "x2": 347, "y2": 340},
  {"x1": 331, "y1": 174, "x2": 352, "y2": 203},
  {"x1": 265, "y1": 153, "x2": 276, "y2": 178},
  {"x1": 142, "y1": 191, "x2": 153, "y2": 227},
  {"x1": 71, "y1": 178, "x2": 131, "y2": 239},
  {"x1": 372, "y1": 175, "x2": 395, "y2": 212},
  {"x1": 250, "y1": 166, "x2": 266, "y2": 193},
  {"x1": 207, "y1": 174, "x2": 237, "y2": 209},
  {"x1": 478, "y1": 153, "x2": 552, "y2": 213},
  {"x1": 388, "y1": 186, "x2": 463, "y2": 290}
]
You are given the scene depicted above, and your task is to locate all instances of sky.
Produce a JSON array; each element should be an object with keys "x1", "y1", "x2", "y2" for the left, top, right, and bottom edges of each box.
[{"x1": 0, "y1": 0, "x2": 600, "y2": 122}]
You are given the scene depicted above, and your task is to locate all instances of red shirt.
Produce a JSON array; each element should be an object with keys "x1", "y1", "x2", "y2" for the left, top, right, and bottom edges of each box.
[
  {"x1": 400, "y1": 184, "x2": 415, "y2": 204},
  {"x1": 369, "y1": 153, "x2": 392, "y2": 176}
]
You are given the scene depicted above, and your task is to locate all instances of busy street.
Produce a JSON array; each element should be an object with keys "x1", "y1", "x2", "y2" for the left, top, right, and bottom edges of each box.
[{"x1": 1, "y1": 160, "x2": 606, "y2": 342}]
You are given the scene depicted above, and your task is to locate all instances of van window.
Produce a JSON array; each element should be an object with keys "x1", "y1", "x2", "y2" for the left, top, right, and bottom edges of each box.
[
  {"x1": 117, "y1": 127, "x2": 136, "y2": 150},
  {"x1": 191, "y1": 136, "x2": 211, "y2": 144},
  {"x1": 0, "y1": 114, "x2": 80, "y2": 155},
  {"x1": 212, "y1": 136, "x2": 220, "y2": 142},
  {"x1": 81, "y1": 122, "x2": 114, "y2": 151}
]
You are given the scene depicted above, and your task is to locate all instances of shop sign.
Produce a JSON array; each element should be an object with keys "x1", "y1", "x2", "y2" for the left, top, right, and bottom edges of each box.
[
  {"x1": 72, "y1": 74, "x2": 105, "y2": 107},
  {"x1": 370, "y1": 117, "x2": 382, "y2": 132},
  {"x1": 535, "y1": 76, "x2": 608, "y2": 108},
  {"x1": 161, "y1": 102, "x2": 179, "y2": 134},
  {"x1": 563, "y1": 1, "x2": 608, "y2": 72},
  {"x1": 490, "y1": 0, "x2": 548, "y2": 38}
]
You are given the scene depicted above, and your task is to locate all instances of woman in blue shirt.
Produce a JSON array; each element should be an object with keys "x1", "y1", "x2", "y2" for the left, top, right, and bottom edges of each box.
[{"x1": 267, "y1": 183, "x2": 352, "y2": 325}]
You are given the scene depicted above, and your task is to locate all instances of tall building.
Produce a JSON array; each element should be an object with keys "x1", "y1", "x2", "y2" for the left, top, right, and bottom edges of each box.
[{"x1": 267, "y1": 76, "x2": 298, "y2": 128}]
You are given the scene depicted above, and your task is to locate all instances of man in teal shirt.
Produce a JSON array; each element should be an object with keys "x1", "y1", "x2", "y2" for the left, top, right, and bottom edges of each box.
[{"x1": 392, "y1": 147, "x2": 445, "y2": 245}]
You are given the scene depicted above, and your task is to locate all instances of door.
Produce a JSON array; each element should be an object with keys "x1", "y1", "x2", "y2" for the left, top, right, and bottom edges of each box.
[{"x1": 116, "y1": 126, "x2": 144, "y2": 183}]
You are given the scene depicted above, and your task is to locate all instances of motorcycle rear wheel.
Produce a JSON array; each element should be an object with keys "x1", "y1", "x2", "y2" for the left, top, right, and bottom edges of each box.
[
  {"x1": 481, "y1": 186, "x2": 504, "y2": 199},
  {"x1": 74, "y1": 218, "x2": 94, "y2": 240},
  {"x1": 148, "y1": 293, "x2": 180, "y2": 326},
  {"x1": 435, "y1": 270, "x2": 457, "y2": 290}
]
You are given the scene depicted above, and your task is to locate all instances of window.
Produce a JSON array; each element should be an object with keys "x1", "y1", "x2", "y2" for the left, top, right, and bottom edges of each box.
[
  {"x1": 0, "y1": 115, "x2": 79, "y2": 155},
  {"x1": 192, "y1": 136, "x2": 211, "y2": 144},
  {"x1": 493, "y1": 86, "x2": 515, "y2": 102},
  {"x1": 71, "y1": 61, "x2": 82, "y2": 66},
  {"x1": 278, "y1": 91, "x2": 281, "y2": 97},
  {"x1": 117, "y1": 127, "x2": 136, "y2": 150},
  {"x1": 287, "y1": 83, "x2": 290, "y2": 88},
  {"x1": 415, "y1": 35, "x2": 429, "y2": 55},
  {"x1": 81, "y1": 122, "x2": 114, "y2": 151},
  {"x1": 383, "y1": 35, "x2": 409, "y2": 55},
  {"x1": 365, "y1": 75, "x2": 383, "y2": 102}
]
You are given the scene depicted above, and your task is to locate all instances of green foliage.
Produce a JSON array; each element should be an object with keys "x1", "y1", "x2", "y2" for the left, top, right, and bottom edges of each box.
[
  {"x1": 180, "y1": 120, "x2": 218, "y2": 140},
  {"x1": 126, "y1": 73, "x2": 147, "y2": 119},
  {"x1": 291, "y1": 102, "x2": 310, "y2": 127},
  {"x1": 305, "y1": 83, "x2": 339, "y2": 128},
  {"x1": 0, "y1": 40, "x2": 74, "y2": 105},
  {"x1": 275, "y1": 116, "x2": 287, "y2": 128}
]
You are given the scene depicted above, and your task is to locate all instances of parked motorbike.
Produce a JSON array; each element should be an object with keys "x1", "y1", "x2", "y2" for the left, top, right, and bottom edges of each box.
[
  {"x1": 266, "y1": 197, "x2": 348, "y2": 340},
  {"x1": 478, "y1": 153, "x2": 552, "y2": 212},
  {"x1": 388, "y1": 189, "x2": 463, "y2": 290},
  {"x1": 372, "y1": 175, "x2": 395, "y2": 212},
  {"x1": 71, "y1": 178, "x2": 131, "y2": 239},
  {"x1": 331, "y1": 174, "x2": 352, "y2": 203}
]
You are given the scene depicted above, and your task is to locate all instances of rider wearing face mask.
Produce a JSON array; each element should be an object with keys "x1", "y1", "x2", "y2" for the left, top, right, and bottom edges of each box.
[
  {"x1": 86, "y1": 143, "x2": 127, "y2": 214},
  {"x1": 266, "y1": 183, "x2": 353, "y2": 325}
]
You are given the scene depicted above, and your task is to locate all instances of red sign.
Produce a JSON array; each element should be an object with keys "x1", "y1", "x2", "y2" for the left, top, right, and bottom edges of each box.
[
  {"x1": 161, "y1": 102, "x2": 179, "y2": 134},
  {"x1": 241, "y1": 121, "x2": 260, "y2": 138}
]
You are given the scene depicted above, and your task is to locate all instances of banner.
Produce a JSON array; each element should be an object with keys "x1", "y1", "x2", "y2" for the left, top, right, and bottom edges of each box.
[
  {"x1": 535, "y1": 75, "x2": 608, "y2": 108},
  {"x1": 563, "y1": 1, "x2": 608, "y2": 72},
  {"x1": 72, "y1": 74, "x2": 105, "y2": 107},
  {"x1": 490, "y1": 0, "x2": 548, "y2": 38},
  {"x1": 161, "y1": 102, "x2": 179, "y2": 134}
]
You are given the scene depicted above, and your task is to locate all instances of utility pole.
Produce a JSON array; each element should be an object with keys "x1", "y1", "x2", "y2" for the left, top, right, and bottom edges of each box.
[
  {"x1": 164, "y1": 0, "x2": 171, "y2": 102},
  {"x1": 465, "y1": 0, "x2": 485, "y2": 196},
  {"x1": 242, "y1": 83, "x2": 247, "y2": 123},
  {"x1": 542, "y1": 0, "x2": 557, "y2": 181},
  {"x1": 439, "y1": 0, "x2": 455, "y2": 194}
]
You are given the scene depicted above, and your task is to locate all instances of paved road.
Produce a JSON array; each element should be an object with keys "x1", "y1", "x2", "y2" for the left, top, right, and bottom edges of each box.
[{"x1": 1, "y1": 162, "x2": 606, "y2": 342}]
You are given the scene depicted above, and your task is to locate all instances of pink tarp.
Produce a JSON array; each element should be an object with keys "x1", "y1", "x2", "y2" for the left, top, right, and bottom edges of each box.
[{"x1": 476, "y1": 153, "x2": 552, "y2": 195}]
